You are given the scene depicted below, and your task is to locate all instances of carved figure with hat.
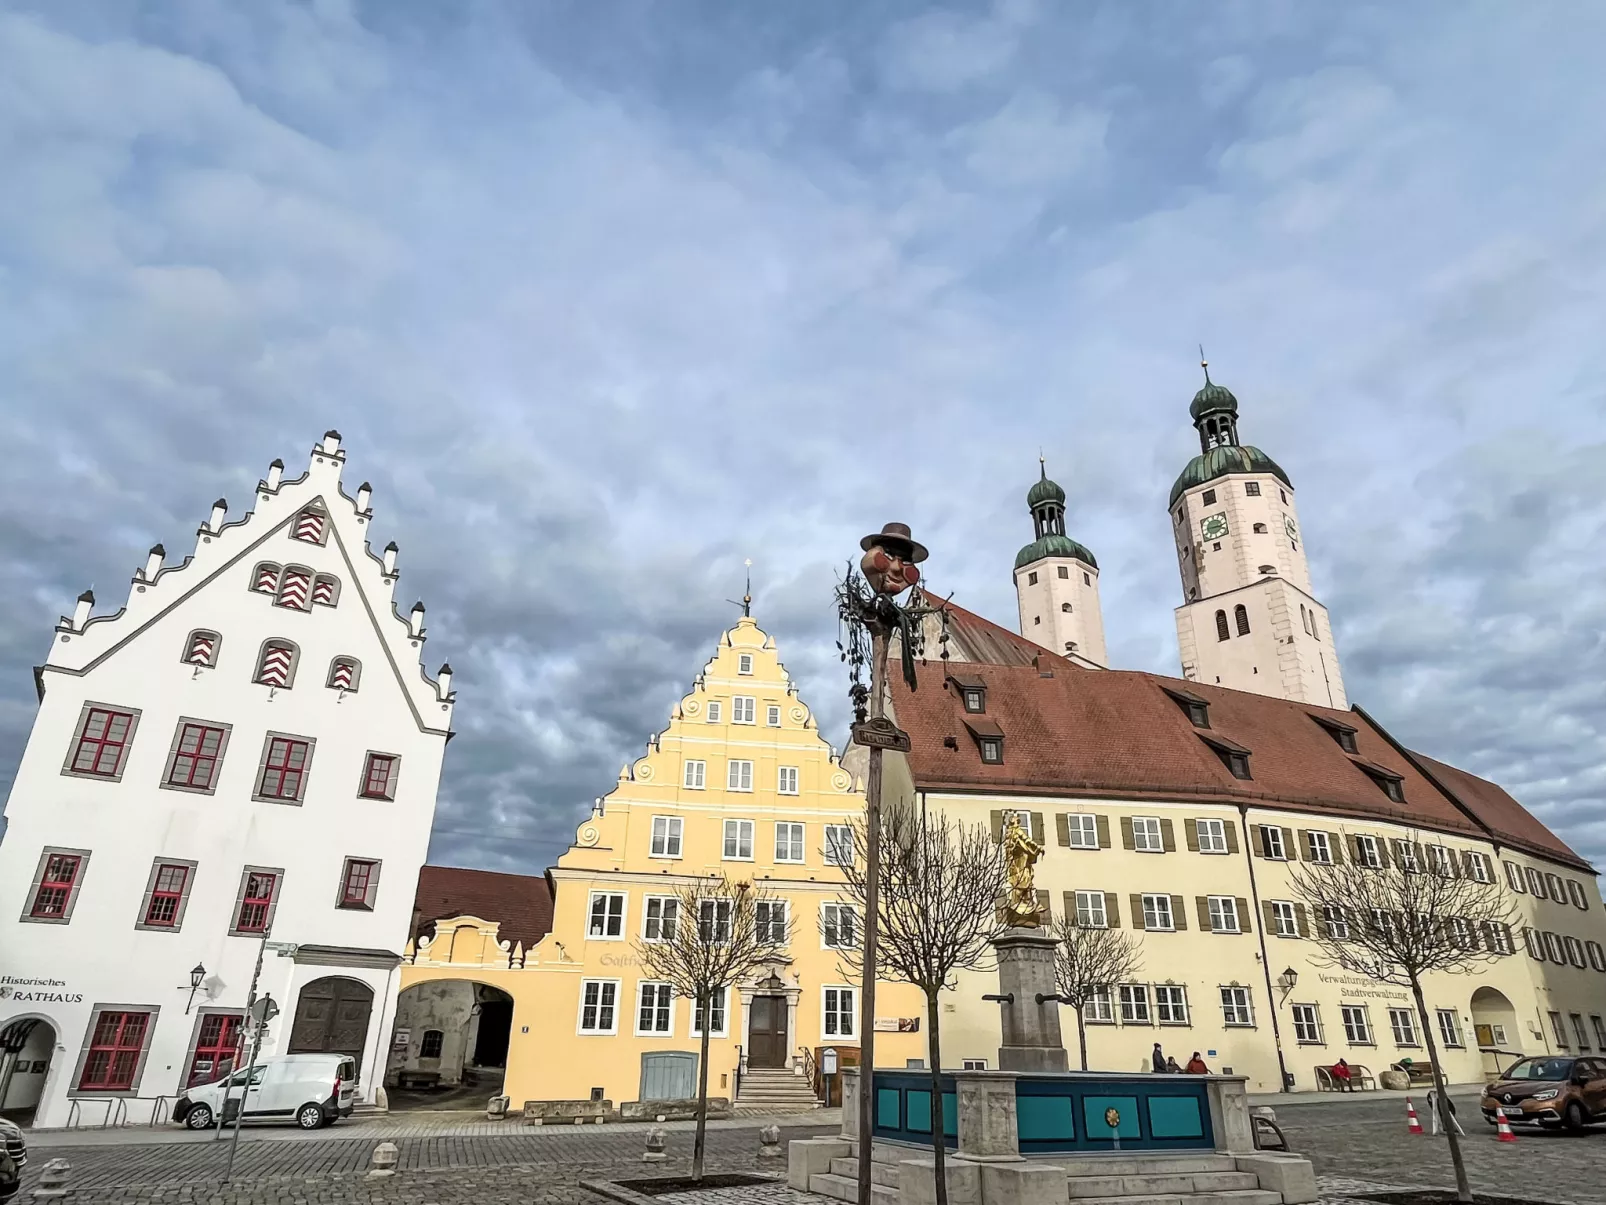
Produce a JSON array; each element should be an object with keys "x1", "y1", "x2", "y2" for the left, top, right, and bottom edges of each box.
[{"x1": 860, "y1": 522, "x2": 928, "y2": 598}]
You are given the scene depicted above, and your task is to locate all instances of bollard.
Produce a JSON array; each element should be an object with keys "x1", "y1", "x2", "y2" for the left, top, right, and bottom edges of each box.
[
  {"x1": 643, "y1": 1127, "x2": 668, "y2": 1162},
  {"x1": 487, "y1": 1095, "x2": 510, "y2": 1120},
  {"x1": 32, "y1": 1158, "x2": 72, "y2": 1199},
  {"x1": 758, "y1": 1124, "x2": 783, "y2": 1160},
  {"x1": 368, "y1": 1141, "x2": 399, "y2": 1178}
]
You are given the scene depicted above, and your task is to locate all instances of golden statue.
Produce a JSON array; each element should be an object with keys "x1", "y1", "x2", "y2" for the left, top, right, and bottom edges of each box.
[{"x1": 1001, "y1": 811, "x2": 1044, "y2": 927}]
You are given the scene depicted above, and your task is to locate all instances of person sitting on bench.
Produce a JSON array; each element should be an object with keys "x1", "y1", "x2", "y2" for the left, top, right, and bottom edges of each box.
[{"x1": 1331, "y1": 1059, "x2": 1354, "y2": 1091}]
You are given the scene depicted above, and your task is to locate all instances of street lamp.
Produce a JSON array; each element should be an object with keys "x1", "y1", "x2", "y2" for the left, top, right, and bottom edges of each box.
[
  {"x1": 1277, "y1": 967, "x2": 1298, "y2": 995},
  {"x1": 184, "y1": 963, "x2": 206, "y2": 1015}
]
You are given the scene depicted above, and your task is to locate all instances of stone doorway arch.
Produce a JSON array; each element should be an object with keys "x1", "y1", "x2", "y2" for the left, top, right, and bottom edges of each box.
[
  {"x1": 0, "y1": 1015, "x2": 59, "y2": 1127},
  {"x1": 288, "y1": 977, "x2": 374, "y2": 1075},
  {"x1": 1470, "y1": 986, "x2": 1521, "y2": 1077}
]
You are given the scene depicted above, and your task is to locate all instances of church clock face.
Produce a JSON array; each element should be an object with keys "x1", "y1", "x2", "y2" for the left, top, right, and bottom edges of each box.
[
  {"x1": 1200, "y1": 512, "x2": 1229, "y2": 541},
  {"x1": 1284, "y1": 514, "x2": 1298, "y2": 541}
]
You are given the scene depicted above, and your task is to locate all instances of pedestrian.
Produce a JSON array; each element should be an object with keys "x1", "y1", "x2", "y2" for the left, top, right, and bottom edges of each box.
[
  {"x1": 1152, "y1": 1042, "x2": 1167, "y2": 1073},
  {"x1": 1165, "y1": 1056, "x2": 1182, "y2": 1073},
  {"x1": 1185, "y1": 1052, "x2": 1210, "y2": 1074},
  {"x1": 1331, "y1": 1059, "x2": 1353, "y2": 1092}
]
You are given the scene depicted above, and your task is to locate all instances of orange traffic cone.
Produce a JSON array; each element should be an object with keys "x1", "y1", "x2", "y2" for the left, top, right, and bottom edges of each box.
[
  {"x1": 1406, "y1": 1097, "x2": 1424, "y2": 1135},
  {"x1": 1495, "y1": 1113, "x2": 1518, "y2": 1143}
]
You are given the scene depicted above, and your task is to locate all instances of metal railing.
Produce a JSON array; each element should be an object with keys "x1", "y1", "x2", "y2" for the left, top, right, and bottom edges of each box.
[
  {"x1": 733, "y1": 1045, "x2": 744, "y2": 1099},
  {"x1": 65, "y1": 1094, "x2": 173, "y2": 1130},
  {"x1": 799, "y1": 1045, "x2": 817, "y2": 1087}
]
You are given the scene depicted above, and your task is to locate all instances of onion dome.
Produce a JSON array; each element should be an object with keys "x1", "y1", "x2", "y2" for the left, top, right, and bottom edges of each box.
[
  {"x1": 1170, "y1": 445, "x2": 1292, "y2": 508},
  {"x1": 1189, "y1": 378, "x2": 1239, "y2": 421},
  {"x1": 1015, "y1": 533, "x2": 1098, "y2": 571},
  {"x1": 1026, "y1": 468, "x2": 1066, "y2": 508}
]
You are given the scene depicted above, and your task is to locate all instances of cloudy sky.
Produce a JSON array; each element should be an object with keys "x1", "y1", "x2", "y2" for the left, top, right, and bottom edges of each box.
[{"x1": 2, "y1": 0, "x2": 1602, "y2": 875}]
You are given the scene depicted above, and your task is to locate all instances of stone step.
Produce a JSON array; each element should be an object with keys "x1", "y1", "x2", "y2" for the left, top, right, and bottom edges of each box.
[
  {"x1": 1068, "y1": 1191, "x2": 1281, "y2": 1205},
  {"x1": 810, "y1": 1172, "x2": 900, "y2": 1205},
  {"x1": 829, "y1": 1157, "x2": 903, "y2": 1188},
  {"x1": 1068, "y1": 1172, "x2": 1260, "y2": 1198},
  {"x1": 1061, "y1": 1157, "x2": 1239, "y2": 1177},
  {"x1": 736, "y1": 1092, "x2": 820, "y2": 1103}
]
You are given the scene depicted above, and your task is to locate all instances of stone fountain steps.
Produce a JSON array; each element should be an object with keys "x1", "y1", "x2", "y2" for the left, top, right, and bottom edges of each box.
[
  {"x1": 1067, "y1": 1170, "x2": 1263, "y2": 1198},
  {"x1": 1069, "y1": 1192, "x2": 1281, "y2": 1205},
  {"x1": 828, "y1": 1155, "x2": 904, "y2": 1188},
  {"x1": 809, "y1": 1171, "x2": 900, "y2": 1205}
]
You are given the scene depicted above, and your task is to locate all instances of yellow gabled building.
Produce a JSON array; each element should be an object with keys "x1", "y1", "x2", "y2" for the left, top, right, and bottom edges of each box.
[{"x1": 396, "y1": 614, "x2": 923, "y2": 1108}]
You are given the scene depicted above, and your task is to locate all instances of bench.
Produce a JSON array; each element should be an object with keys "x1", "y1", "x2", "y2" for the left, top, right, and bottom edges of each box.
[
  {"x1": 1314, "y1": 1064, "x2": 1376, "y2": 1091},
  {"x1": 1391, "y1": 1061, "x2": 1437, "y2": 1087},
  {"x1": 523, "y1": 1098, "x2": 613, "y2": 1125},
  {"x1": 397, "y1": 1070, "x2": 441, "y2": 1091}
]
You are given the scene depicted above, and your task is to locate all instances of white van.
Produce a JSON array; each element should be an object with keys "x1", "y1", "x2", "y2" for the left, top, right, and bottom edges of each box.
[{"x1": 173, "y1": 1054, "x2": 357, "y2": 1130}]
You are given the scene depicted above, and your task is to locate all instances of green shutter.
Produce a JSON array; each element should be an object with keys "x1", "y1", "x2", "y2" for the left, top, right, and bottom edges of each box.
[
  {"x1": 1236, "y1": 897, "x2": 1253, "y2": 933},
  {"x1": 1224, "y1": 822, "x2": 1239, "y2": 855},
  {"x1": 1184, "y1": 819, "x2": 1199, "y2": 852},
  {"x1": 1095, "y1": 815, "x2": 1111, "y2": 849},
  {"x1": 1105, "y1": 892, "x2": 1121, "y2": 928},
  {"x1": 1171, "y1": 895, "x2": 1187, "y2": 931},
  {"x1": 1129, "y1": 893, "x2": 1145, "y2": 931},
  {"x1": 1161, "y1": 819, "x2": 1176, "y2": 853},
  {"x1": 1056, "y1": 814, "x2": 1071, "y2": 847},
  {"x1": 1120, "y1": 817, "x2": 1135, "y2": 851},
  {"x1": 1196, "y1": 896, "x2": 1211, "y2": 931}
]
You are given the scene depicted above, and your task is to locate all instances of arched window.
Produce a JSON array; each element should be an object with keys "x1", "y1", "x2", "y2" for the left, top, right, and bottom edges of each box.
[
  {"x1": 311, "y1": 574, "x2": 340, "y2": 607},
  {"x1": 419, "y1": 1030, "x2": 444, "y2": 1059},
  {"x1": 1299, "y1": 604, "x2": 1309, "y2": 634},
  {"x1": 1310, "y1": 612, "x2": 1321, "y2": 641},
  {"x1": 252, "y1": 562, "x2": 282, "y2": 593},
  {"x1": 1253, "y1": 522, "x2": 1267, "y2": 534},
  {"x1": 183, "y1": 629, "x2": 220, "y2": 668},
  {"x1": 254, "y1": 640, "x2": 298, "y2": 689},
  {"x1": 1061, "y1": 602, "x2": 1072, "y2": 613},
  {"x1": 1234, "y1": 605, "x2": 1250, "y2": 636},
  {"x1": 1215, "y1": 610, "x2": 1230, "y2": 642},
  {"x1": 293, "y1": 504, "x2": 327, "y2": 545},
  {"x1": 327, "y1": 657, "x2": 360, "y2": 692},
  {"x1": 276, "y1": 566, "x2": 312, "y2": 611}
]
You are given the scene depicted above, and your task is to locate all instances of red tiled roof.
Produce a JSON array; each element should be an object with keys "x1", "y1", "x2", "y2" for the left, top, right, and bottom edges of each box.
[
  {"x1": 893, "y1": 600, "x2": 1589, "y2": 872},
  {"x1": 411, "y1": 865, "x2": 554, "y2": 949}
]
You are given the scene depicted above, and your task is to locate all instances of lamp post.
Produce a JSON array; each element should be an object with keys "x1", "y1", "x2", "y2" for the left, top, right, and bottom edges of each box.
[{"x1": 1277, "y1": 967, "x2": 1298, "y2": 998}]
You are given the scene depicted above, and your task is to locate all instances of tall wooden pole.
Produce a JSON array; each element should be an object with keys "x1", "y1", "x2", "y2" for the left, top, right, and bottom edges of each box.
[{"x1": 857, "y1": 624, "x2": 887, "y2": 1205}]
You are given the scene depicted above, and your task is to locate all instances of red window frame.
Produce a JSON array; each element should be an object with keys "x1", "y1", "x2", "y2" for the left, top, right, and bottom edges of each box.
[
  {"x1": 258, "y1": 738, "x2": 309, "y2": 800},
  {"x1": 236, "y1": 872, "x2": 278, "y2": 933},
  {"x1": 79, "y1": 1010, "x2": 151, "y2": 1091},
  {"x1": 30, "y1": 853, "x2": 82, "y2": 918},
  {"x1": 186, "y1": 1014, "x2": 243, "y2": 1087},
  {"x1": 71, "y1": 707, "x2": 135, "y2": 777},
  {"x1": 167, "y1": 723, "x2": 225, "y2": 790},
  {"x1": 340, "y1": 860, "x2": 376, "y2": 909},
  {"x1": 143, "y1": 863, "x2": 190, "y2": 927},
  {"x1": 361, "y1": 754, "x2": 395, "y2": 799}
]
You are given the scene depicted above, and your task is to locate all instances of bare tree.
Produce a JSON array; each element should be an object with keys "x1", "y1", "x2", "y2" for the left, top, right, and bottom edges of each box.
[
  {"x1": 837, "y1": 800, "x2": 1010, "y2": 1205},
  {"x1": 1050, "y1": 912, "x2": 1144, "y2": 1071},
  {"x1": 634, "y1": 875, "x2": 790, "y2": 1179},
  {"x1": 1288, "y1": 848, "x2": 1520, "y2": 1204}
]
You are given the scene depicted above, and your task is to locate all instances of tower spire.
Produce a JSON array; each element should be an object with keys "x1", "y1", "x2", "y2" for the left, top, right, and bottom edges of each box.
[{"x1": 1199, "y1": 344, "x2": 1211, "y2": 385}]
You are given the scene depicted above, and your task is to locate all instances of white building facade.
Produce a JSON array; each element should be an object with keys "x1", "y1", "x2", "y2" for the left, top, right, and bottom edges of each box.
[
  {"x1": 1013, "y1": 462, "x2": 1107, "y2": 669},
  {"x1": 0, "y1": 432, "x2": 454, "y2": 1128}
]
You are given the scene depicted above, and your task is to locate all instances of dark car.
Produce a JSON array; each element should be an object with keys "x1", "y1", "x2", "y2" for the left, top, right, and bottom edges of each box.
[
  {"x1": 1481, "y1": 1055, "x2": 1606, "y2": 1133},
  {"x1": 0, "y1": 1116, "x2": 25, "y2": 1204}
]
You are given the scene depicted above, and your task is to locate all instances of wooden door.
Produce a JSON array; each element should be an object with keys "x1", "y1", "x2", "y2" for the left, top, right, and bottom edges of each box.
[
  {"x1": 288, "y1": 977, "x2": 374, "y2": 1075},
  {"x1": 749, "y1": 996, "x2": 789, "y2": 1069}
]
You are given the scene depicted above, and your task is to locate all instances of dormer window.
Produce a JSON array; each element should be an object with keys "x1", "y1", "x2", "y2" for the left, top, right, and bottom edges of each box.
[
  {"x1": 965, "y1": 690, "x2": 984, "y2": 712},
  {"x1": 1357, "y1": 763, "x2": 1406, "y2": 803},
  {"x1": 1198, "y1": 733, "x2": 1252, "y2": 780},
  {"x1": 1310, "y1": 715, "x2": 1359, "y2": 755},
  {"x1": 950, "y1": 674, "x2": 986, "y2": 713},
  {"x1": 1162, "y1": 687, "x2": 1210, "y2": 729},
  {"x1": 979, "y1": 738, "x2": 1003, "y2": 764},
  {"x1": 963, "y1": 717, "x2": 1005, "y2": 764}
]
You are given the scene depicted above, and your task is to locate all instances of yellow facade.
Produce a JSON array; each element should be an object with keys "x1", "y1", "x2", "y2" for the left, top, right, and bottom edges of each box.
[{"x1": 401, "y1": 616, "x2": 924, "y2": 1106}]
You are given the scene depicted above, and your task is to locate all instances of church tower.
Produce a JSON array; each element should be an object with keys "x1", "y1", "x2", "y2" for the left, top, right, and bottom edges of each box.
[
  {"x1": 1170, "y1": 362, "x2": 1346, "y2": 707},
  {"x1": 1014, "y1": 461, "x2": 1107, "y2": 668}
]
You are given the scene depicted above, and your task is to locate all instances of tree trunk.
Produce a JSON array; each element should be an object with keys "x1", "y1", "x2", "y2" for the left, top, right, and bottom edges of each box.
[
  {"x1": 694, "y1": 994, "x2": 713, "y2": 1180},
  {"x1": 1411, "y1": 978, "x2": 1470, "y2": 1203},
  {"x1": 1076, "y1": 1006, "x2": 1088, "y2": 1071},
  {"x1": 926, "y1": 989, "x2": 948, "y2": 1205}
]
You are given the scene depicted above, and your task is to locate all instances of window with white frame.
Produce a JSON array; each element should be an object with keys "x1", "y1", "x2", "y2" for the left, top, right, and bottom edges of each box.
[
  {"x1": 767, "y1": 705, "x2": 781, "y2": 727},
  {"x1": 1196, "y1": 818, "x2": 1228, "y2": 854},
  {"x1": 587, "y1": 892, "x2": 625, "y2": 939},
  {"x1": 1429, "y1": 846, "x2": 1453, "y2": 876},
  {"x1": 755, "y1": 899, "x2": 788, "y2": 944},
  {"x1": 642, "y1": 896, "x2": 678, "y2": 942},
  {"x1": 732, "y1": 697, "x2": 756, "y2": 725},
  {"x1": 1463, "y1": 851, "x2": 1491, "y2": 882},
  {"x1": 1594, "y1": 1016, "x2": 1606, "y2": 1050},
  {"x1": 821, "y1": 902, "x2": 858, "y2": 948},
  {"x1": 1436, "y1": 1009, "x2": 1463, "y2": 1048},
  {"x1": 1271, "y1": 901, "x2": 1299, "y2": 937},
  {"x1": 962, "y1": 1059, "x2": 988, "y2": 1071},
  {"x1": 699, "y1": 899, "x2": 732, "y2": 944},
  {"x1": 578, "y1": 980, "x2": 619, "y2": 1033},
  {"x1": 727, "y1": 760, "x2": 753, "y2": 792},
  {"x1": 1546, "y1": 873, "x2": 1566, "y2": 902},
  {"x1": 1220, "y1": 986, "x2": 1254, "y2": 1026},
  {"x1": 1526, "y1": 867, "x2": 1546, "y2": 896},
  {"x1": 636, "y1": 982, "x2": 674, "y2": 1035},
  {"x1": 1394, "y1": 841, "x2": 1420, "y2": 874},
  {"x1": 1571, "y1": 1013, "x2": 1589, "y2": 1049},
  {"x1": 692, "y1": 988, "x2": 729, "y2": 1037},
  {"x1": 823, "y1": 987, "x2": 856, "y2": 1037},
  {"x1": 1119, "y1": 984, "x2": 1150, "y2": 1024},
  {"x1": 1388, "y1": 1007, "x2": 1418, "y2": 1046},
  {"x1": 778, "y1": 766, "x2": 799, "y2": 795},
  {"x1": 1544, "y1": 932, "x2": 1566, "y2": 963},
  {"x1": 651, "y1": 816, "x2": 683, "y2": 858},
  {"x1": 1259, "y1": 825, "x2": 1286, "y2": 860},
  {"x1": 737, "y1": 653, "x2": 753, "y2": 675},
  {"x1": 683, "y1": 760, "x2": 706, "y2": 790},
  {"x1": 1085, "y1": 987, "x2": 1114, "y2": 1023},
  {"x1": 1549, "y1": 1011, "x2": 1568, "y2": 1047},
  {"x1": 1588, "y1": 941, "x2": 1606, "y2": 971},
  {"x1": 775, "y1": 822, "x2": 805, "y2": 862},
  {"x1": 1292, "y1": 1004, "x2": 1322, "y2": 1044},
  {"x1": 1504, "y1": 860, "x2": 1525, "y2": 891},
  {"x1": 1208, "y1": 896, "x2": 1240, "y2": 933},
  {"x1": 1322, "y1": 905, "x2": 1349, "y2": 939},
  {"x1": 1368, "y1": 908, "x2": 1393, "y2": 939},
  {"x1": 1448, "y1": 917, "x2": 1474, "y2": 949},
  {"x1": 1132, "y1": 816, "x2": 1164, "y2": 852},
  {"x1": 1065, "y1": 814, "x2": 1099, "y2": 849},
  {"x1": 1354, "y1": 835, "x2": 1382, "y2": 869},
  {"x1": 1142, "y1": 894, "x2": 1174, "y2": 931},
  {"x1": 723, "y1": 818, "x2": 754, "y2": 859},
  {"x1": 706, "y1": 701, "x2": 722, "y2": 723},
  {"x1": 1565, "y1": 935, "x2": 1587, "y2": 968},
  {"x1": 1074, "y1": 890, "x2": 1107, "y2": 928},
  {"x1": 1341, "y1": 1005, "x2": 1373, "y2": 1044},
  {"x1": 1486, "y1": 924, "x2": 1515, "y2": 955},
  {"x1": 1155, "y1": 985, "x2": 1189, "y2": 1024},
  {"x1": 1306, "y1": 831, "x2": 1333, "y2": 864},
  {"x1": 1567, "y1": 880, "x2": 1587, "y2": 909},
  {"x1": 824, "y1": 824, "x2": 854, "y2": 867}
]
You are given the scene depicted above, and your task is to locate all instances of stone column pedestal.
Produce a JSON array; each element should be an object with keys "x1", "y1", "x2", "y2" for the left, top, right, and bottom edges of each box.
[{"x1": 991, "y1": 929, "x2": 1068, "y2": 1072}]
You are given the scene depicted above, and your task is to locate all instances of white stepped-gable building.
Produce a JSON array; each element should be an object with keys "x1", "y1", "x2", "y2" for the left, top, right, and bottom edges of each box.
[{"x1": 0, "y1": 432, "x2": 454, "y2": 1129}]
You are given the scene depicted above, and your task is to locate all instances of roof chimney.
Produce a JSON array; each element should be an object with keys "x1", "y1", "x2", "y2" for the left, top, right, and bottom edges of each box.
[
  {"x1": 409, "y1": 600, "x2": 426, "y2": 637},
  {"x1": 72, "y1": 589, "x2": 94, "y2": 631},
  {"x1": 356, "y1": 481, "x2": 372, "y2": 512},
  {"x1": 436, "y1": 662, "x2": 453, "y2": 699},
  {"x1": 266, "y1": 458, "x2": 283, "y2": 490},
  {"x1": 208, "y1": 498, "x2": 227, "y2": 533},
  {"x1": 382, "y1": 541, "x2": 398, "y2": 576},
  {"x1": 321, "y1": 429, "x2": 342, "y2": 455},
  {"x1": 143, "y1": 544, "x2": 165, "y2": 581}
]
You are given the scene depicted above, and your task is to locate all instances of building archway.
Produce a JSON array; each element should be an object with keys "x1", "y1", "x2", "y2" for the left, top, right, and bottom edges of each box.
[
  {"x1": 0, "y1": 1015, "x2": 59, "y2": 1127},
  {"x1": 1470, "y1": 986, "x2": 1521, "y2": 1077},
  {"x1": 385, "y1": 980, "x2": 514, "y2": 1109},
  {"x1": 288, "y1": 977, "x2": 374, "y2": 1075}
]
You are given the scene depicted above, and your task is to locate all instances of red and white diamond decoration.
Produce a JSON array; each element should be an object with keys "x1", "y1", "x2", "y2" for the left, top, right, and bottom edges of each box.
[
  {"x1": 330, "y1": 659, "x2": 356, "y2": 690},
  {"x1": 257, "y1": 642, "x2": 294, "y2": 688},
  {"x1": 278, "y1": 569, "x2": 311, "y2": 611},
  {"x1": 254, "y1": 563, "x2": 281, "y2": 593},
  {"x1": 186, "y1": 631, "x2": 217, "y2": 667},
  {"x1": 294, "y1": 507, "x2": 326, "y2": 543},
  {"x1": 312, "y1": 575, "x2": 337, "y2": 606}
]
